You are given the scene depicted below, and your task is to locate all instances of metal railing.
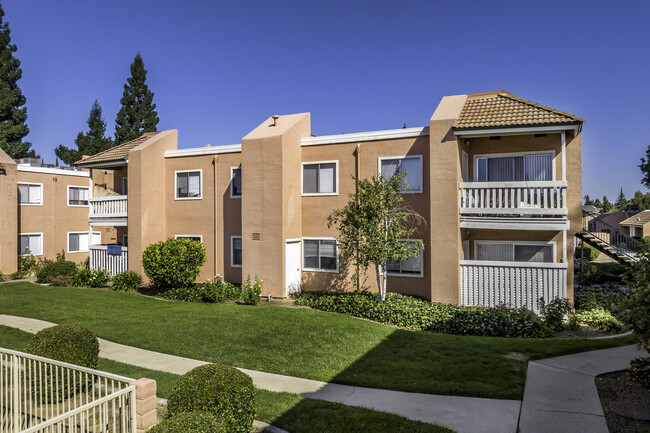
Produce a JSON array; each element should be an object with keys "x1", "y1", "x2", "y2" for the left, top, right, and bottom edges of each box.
[
  {"x1": 459, "y1": 181, "x2": 567, "y2": 216},
  {"x1": 89, "y1": 196, "x2": 128, "y2": 219},
  {"x1": 582, "y1": 213, "x2": 647, "y2": 260},
  {"x1": 460, "y1": 260, "x2": 568, "y2": 313},
  {"x1": 0, "y1": 348, "x2": 135, "y2": 433},
  {"x1": 89, "y1": 245, "x2": 128, "y2": 276}
]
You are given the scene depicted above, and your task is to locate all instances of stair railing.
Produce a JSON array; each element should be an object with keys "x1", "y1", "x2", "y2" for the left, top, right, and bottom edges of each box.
[{"x1": 581, "y1": 212, "x2": 647, "y2": 258}]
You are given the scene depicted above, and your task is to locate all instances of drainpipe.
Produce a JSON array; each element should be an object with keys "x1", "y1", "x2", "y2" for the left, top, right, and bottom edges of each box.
[
  {"x1": 355, "y1": 143, "x2": 361, "y2": 291},
  {"x1": 213, "y1": 156, "x2": 218, "y2": 277}
]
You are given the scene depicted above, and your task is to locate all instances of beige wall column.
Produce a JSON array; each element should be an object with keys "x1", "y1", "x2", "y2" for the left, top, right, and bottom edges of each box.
[
  {"x1": 241, "y1": 113, "x2": 310, "y2": 297},
  {"x1": 131, "y1": 378, "x2": 157, "y2": 433},
  {"x1": 565, "y1": 130, "x2": 582, "y2": 301},
  {"x1": 428, "y1": 95, "x2": 467, "y2": 303},
  {"x1": 0, "y1": 149, "x2": 17, "y2": 275},
  {"x1": 128, "y1": 130, "x2": 178, "y2": 278}
]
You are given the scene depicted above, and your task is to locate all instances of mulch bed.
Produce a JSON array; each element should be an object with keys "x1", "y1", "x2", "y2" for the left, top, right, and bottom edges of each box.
[{"x1": 596, "y1": 370, "x2": 650, "y2": 433}]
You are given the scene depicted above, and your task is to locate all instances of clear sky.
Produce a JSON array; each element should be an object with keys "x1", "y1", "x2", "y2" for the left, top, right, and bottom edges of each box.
[{"x1": 3, "y1": 0, "x2": 649, "y2": 201}]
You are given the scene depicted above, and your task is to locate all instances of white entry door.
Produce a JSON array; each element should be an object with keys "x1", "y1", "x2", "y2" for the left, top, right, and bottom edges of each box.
[{"x1": 285, "y1": 240, "x2": 301, "y2": 295}]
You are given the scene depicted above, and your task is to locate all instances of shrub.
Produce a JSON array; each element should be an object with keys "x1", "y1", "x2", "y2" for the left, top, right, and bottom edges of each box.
[
  {"x1": 201, "y1": 275, "x2": 241, "y2": 303},
  {"x1": 570, "y1": 308, "x2": 626, "y2": 333},
  {"x1": 641, "y1": 236, "x2": 650, "y2": 249},
  {"x1": 540, "y1": 297, "x2": 570, "y2": 332},
  {"x1": 574, "y1": 242, "x2": 601, "y2": 261},
  {"x1": 72, "y1": 268, "x2": 111, "y2": 288},
  {"x1": 142, "y1": 238, "x2": 206, "y2": 289},
  {"x1": 15, "y1": 254, "x2": 43, "y2": 278},
  {"x1": 574, "y1": 283, "x2": 625, "y2": 311},
  {"x1": 160, "y1": 286, "x2": 203, "y2": 302},
  {"x1": 167, "y1": 364, "x2": 255, "y2": 433},
  {"x1": 241, "y1": 275, "x2": 262, "y2": 305},
  {"x1": 618, "y1": 250, "x2": 650, "y2": 352},
  {"x1": 111, "y1": 270, "x2": 142, "y2": 292},
  {"x1": 295, "y1": 291, "x2": 551, "y2": 338},
  {"x1": 37, "y1": 260, "x2": 77, "y2": 285},
  {"x1": 148, "y1": 411, "x2": 227, "y2": 433},
  {"x1": 0, "y1": 273, "x2": 3, "y2": 282},
  {"x1": 628, "y1": 357, "x2": 650, "y2": 389}
]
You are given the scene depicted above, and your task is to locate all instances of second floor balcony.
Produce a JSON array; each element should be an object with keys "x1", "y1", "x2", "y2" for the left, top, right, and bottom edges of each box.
[{"x1": 89, "y1": 195, "x2": 128, "y2": 226}]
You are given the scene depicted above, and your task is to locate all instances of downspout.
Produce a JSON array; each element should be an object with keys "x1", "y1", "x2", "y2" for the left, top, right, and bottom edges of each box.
[
  {"x1": 355, "y1": 143, "x2": 361, "y2": 291},
  {"x1": 213, "y1": 156, "x2": 218, "y2": 277}
]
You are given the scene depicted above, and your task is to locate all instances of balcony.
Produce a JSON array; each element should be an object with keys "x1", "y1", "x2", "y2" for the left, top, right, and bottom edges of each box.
[
  {"x1": 89, "y1": 195, "x2": 127, "y2": 226},
  {"x1": 460, "y1": 260, "x2": 567, "y2": 313}
]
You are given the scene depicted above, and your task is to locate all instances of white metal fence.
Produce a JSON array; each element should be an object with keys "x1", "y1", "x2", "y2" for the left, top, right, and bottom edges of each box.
[
  {"x1": 459, "y1": 181, "x2": 568, "y2": 216},
  {"x1": 89, "y1": 196, "x2": 127, "y2": 219},
  {"x1": 0, "y1": 348, "x2": 135, "y2": 433},
  {"x1": 89, "y1": 246, "x2": 128, "y2": 276},
  {"x1": 460, "y1": 260, "x2": 567, "y2": 313}
]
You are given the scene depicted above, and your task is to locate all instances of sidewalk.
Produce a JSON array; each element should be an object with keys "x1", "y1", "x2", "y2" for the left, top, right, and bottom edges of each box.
[{"x1": 0, "y1": 314, "x2": 520, "y2": 433}]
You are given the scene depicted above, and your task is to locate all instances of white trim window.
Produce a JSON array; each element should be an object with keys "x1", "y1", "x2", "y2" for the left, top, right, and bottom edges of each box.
[
  {"x1": 68, "y1": 231, "x2": 101, "y2": 253},
  {"x1": 303, "y1": 238, "x2": 338, "y2": 272},
  {"x1": 474, "y1": 151, "x2": 554, "y2": 182},
  {"x1": 17, "y1": 182, "x2": 43, "y2": 206},
  {"x1": 175, "y1": 170, "x2": 202, "y2": 199},
  {"x1": 231, "y1": 167, "x2": 242, "y2": 198},
  {"x1": 387, "y1": 240, "x2": 424, "y2": 277},
  {"x1": 475, "y1": 241, "x2": 555, "y2": 263},
  {"x1": 67, "y1": 186, "x2": 89, "y2": 206},
  {"x1": 231, "y1": 236, "x2": 242, "y2": 267},
  {"x1": 175, "y1": 235, "x2": 203, "y2": 243},
  {"x1": 302, "y1": 161, "x2": 338, "y2": 195},
  {"x1": 19, "y1": 233, "x2": 43, "y2": 256},
  {"x1": 378, "y1": 156, "x2": 422, "y2": 193}
]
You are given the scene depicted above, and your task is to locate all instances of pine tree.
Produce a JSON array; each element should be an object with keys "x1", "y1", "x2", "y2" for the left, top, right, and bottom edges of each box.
[
  {"x1": 55, "y1": 100, "x2": 112, "y2": 165},
  {"x1": 583, "y1": 195, "x2": 593, "y2": 205},
  {"x1": 0, "y1": 2, "x2": 34, "y2": 158},
  {"x1": 602, "y1": 195, "x2": 613, "y2": 213},
  {"x1": 114, "y1": 52, "x2": 159, "y2": 145},
  {"x1": 614, "y1": 188, "x2": 628, "y2": 210}
]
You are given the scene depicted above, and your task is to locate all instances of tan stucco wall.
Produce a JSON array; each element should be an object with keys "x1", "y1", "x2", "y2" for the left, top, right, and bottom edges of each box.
[{"x1": 0, "y1": 150, "x2": 17, "y2": 274}]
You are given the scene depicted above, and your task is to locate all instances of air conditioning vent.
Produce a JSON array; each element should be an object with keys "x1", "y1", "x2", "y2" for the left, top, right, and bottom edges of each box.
[{"x1": 252, "y1": 232, "x2": 261, "y2": 241}]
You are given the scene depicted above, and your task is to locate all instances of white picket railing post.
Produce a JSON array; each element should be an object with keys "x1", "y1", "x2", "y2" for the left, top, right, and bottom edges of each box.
[
  {"x1": 88, "y1": 245, "x2": 129, "y2": 276},
  {"x1": 459, "y1": 181, "x2": 568, "y2": 216}
]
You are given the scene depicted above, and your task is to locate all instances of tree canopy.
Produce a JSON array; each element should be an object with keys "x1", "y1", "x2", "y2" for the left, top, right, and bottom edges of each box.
[
  {"x1": 0, "y1": 2, "x2": 34, "y2": 159},
  {"x1": 114, "y1": 52, "x2": 159, "y2": 145},
  {"x1": 639, "y1": 145, "x2": 650, "y2": 189},
  {"x1": 55, "y1": 100, "x2": 112, "y2": 165}
]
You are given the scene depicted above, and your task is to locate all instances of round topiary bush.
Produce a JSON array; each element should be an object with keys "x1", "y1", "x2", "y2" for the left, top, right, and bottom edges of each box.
[
  {"x1": 25, "y1": 324, "x2": 99, "y2": 368},
  {"x1": 147, "y1": 411, "x2": 227, "y2": 433},
  {"x1": 142, "y1": 238, "x2": 206, "y2": 289},
  {"x1": 111, "y1": 270, "x2": 142, "y2": 292},
  {"x1": 37, "y1": 260, "x2": 77, "y2": 285},
  {"x1": 167, "y1": 364, "x2": 255, "y2": 433}
]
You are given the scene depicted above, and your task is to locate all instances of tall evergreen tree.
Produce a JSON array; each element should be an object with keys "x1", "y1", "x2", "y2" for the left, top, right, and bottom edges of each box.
[
  {"x1": 114, "y1": 52, "x2": 159, "y2": 144},
  {"x1": 602, "y1": 195, "x2": 613, "y2": 212},
  {"x1": 583, "y1": 195, "x2": 593, "y2": 205},
  {"x1": 0, "y1": 2, "x2": 34, "y2": 158},
  {"x1": 614, "y1": 187, "x2": 628, "y2": 210},
  {"x1": 55, "y1": 100, "x2": 112, "y2": 165}
]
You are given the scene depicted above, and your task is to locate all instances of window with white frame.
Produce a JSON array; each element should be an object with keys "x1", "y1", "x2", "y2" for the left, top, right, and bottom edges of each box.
[
  {"x1": 19, "y1": 233, "x2": 42, "y2": 256},
  {"x1": 303, "y1": 239, "x2": 338, "y2": 271},
  {"x1": 302, "y1": 162, "x2": 337, "y2": 195},
  {"x1": 175, "y1": 235, "x2": 203, "y2": 243},
  {"x1": 17, "y1": 183, "x2": 42, "y2": 205},
  {"x1": 379, "y1": 156, "x2": 422, "y2": 192},
  {"x1": 475, "y1": 152, "x2": 553, "y2": 182},
  {"x1": 231, "y1": 236, "x2": 242, "y2": 267},
  {"x1": 175, "y1": 170, "x2": 202, "y2": 199},
  {"x1": 231, "y1": 167, "x2": 242, "y2": 198},
  {"x1": 475, "y1": 241, "x2": 554, "y2": 263},
  {"x1": 68, "y1": 232, "x2": 101, "y2": 253},
  {"x1": 68, "y1": 186, "x2": 89, "y2": 206},
  {"x1": 387, "y1": 240, "x2": 423, "y2": 276}
]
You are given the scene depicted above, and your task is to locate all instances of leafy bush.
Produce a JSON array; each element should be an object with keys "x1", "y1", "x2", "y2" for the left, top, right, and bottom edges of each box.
[
  {"x1": 111, "y1": 270, "x2": 142, "y2": 292},
  {"x1": 142, "y1": 238, "x2": 206, "y2": 289},
  {"x1": 295, "y1": 291, "x2": 552, "y2": 338},
  {"x1": 25, "y1": 324, "x2": 99, "y2": 368},
  {"x1": 241, "y1": 275, "x2": 262, "y2": 305},
  {"x1": 641, "y1": 236, "x2": 650, "y2": 249},
  {"x1": 12, "y1": 254, "x2": 43, "y2": 279},
  {"x1": 72, "y1": 268, "x2": 111, "y2": 288},
  {"x1": 628, "y1": 357, "x2": 650, "y2": 389},
  {"x1": 0, "y1": 273, "x2": 3, "y2": 282},
  {"x1": 570, "y1": 308, "x2": 626, "y2": 333},
  {"x1": 575, "y1": 262, "x2": 626, "y2": 286},
  {"x1": 574, "y1": 242, "x2": 601, "y2": 261},
  {"x1": 574, "y1": 283, "x2": 625, "y2": 311},
  {"x1": 160, "y1": 286, "x2": 204, "y2": 302},
  {"x1": 148, "y1": 411, "x2": 227, "y2": 433},
  {"x1": 37, "y1": 260, "x2": 77, "y2": 285},
  {"x1": 540, "y1": 298, "x2": 570, "y2": 332},
  {"x1": 618, "y1": 250, "x2": 650, "y2": 351},
  {"x1": 200, "y1": 275, "x2": 241, "y2": 303},
  {"x1": 167, "y1": 364, "x2": 255, "y2": 433}
]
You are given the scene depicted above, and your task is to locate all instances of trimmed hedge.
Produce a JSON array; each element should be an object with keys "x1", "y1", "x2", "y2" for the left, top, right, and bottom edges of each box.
[
  {"x1": 147, "y1": 411, "x2": 227, "y2": 433},
  {"x1": 295, "y1": 291, "x2": 552, "y2": 338},
  {"x1": 111, "y1": 270, "x2": 142, "y2": 292},
  {"x1": 142, "y1": 238, "x2": 206, "y2": 289},
  {"x1": 167, "y1": 364, "x2": 255, "y2": 433},
  {"x1": 36, "y1": 260, "x2": 77, "y2": 285},
  {"x1": 574, "y1": 242, "x2": 601, "y2": 261},
  {"x1": 25, "y1": 324, "x2": 99, "y2": 368},
  {"x1": 160, "y1": 278, "x2": 241, "y2": 303},
  {"x1": 72, "y1": 268, "x2": 111, "y2": 288}
]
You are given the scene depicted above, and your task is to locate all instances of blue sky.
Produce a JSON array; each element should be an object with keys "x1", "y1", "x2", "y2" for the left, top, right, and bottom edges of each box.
[{"x1": 4, "y1": 0, "x2": 649, "y2": 201}]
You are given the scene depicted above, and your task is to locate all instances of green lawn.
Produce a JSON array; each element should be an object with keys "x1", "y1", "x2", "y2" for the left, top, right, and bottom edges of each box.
[
  {"x1": 0, "y1": 282, "x2": 633, "y2": 400},
  {"x1": 0, "y1": 325, "x2": 453, "y2": 433}
]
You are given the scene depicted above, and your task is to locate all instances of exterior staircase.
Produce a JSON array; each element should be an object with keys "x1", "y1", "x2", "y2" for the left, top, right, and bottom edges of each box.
[{"x1": 577, "y1": 212, "x2": 647, "y2": 266}]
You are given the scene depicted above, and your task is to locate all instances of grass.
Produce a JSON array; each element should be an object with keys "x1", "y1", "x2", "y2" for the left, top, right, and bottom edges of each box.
[
  {"x1": 0, "y1": 325, "x2": 453, "y2": 433},
  {"x1": 0, "y1": 282, "x2": 634, "y2": 400}
]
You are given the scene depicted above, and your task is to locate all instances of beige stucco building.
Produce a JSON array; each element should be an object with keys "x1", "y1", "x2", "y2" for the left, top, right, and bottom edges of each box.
[{"x1": 1, "y1": 90, "x2": 584, "y2": 312}]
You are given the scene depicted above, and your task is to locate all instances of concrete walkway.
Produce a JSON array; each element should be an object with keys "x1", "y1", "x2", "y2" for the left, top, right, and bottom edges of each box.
[
  {"x1": 0, "y1": 314, "x2": 520, "y2": 433},
  {"x1": 519, "y1": 345, "x2": 648, "y2": 433}
]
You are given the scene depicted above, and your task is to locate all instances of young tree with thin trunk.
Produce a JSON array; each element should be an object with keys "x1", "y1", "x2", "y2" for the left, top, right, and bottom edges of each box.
[
  {"x1": 55, "y1": 100, "x2": 112, "y2": 165},
  {"x1": 328, "y1": 171, "x2": 425, "y2": 301}
]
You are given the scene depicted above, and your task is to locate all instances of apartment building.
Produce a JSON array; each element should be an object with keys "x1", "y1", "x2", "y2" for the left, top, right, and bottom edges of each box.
[
  {"x1": 70, "y1": 90, "x2": 583, "y2": 312},
  {"x1": 0, "y1": 153, "x2": 104, "y2": 274}
]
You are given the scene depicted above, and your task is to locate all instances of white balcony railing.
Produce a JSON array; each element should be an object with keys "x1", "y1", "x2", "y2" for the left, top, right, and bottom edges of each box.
[
  {"x1": 90, "y1": 245, "x2": 128, "y2": 276},
  {"x1": 0, "y1": 347, "x2": 135, "y2": 433},
  {"x1": 89, "y1": 196, "x2": 127, "y2": 221},
  {"x1": 460, "y1": 260, "x2": 567, "y2": 313},
  {"x1": 459, "y1": 181, "x2": 567, "y2": 216}
]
